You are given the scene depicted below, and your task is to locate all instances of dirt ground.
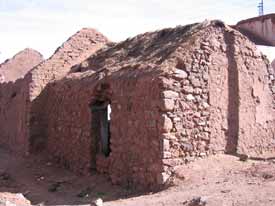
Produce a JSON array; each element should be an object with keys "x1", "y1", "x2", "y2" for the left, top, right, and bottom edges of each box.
[{"x1": 0, "y1": 146, "x2": 275, "y2": 206}]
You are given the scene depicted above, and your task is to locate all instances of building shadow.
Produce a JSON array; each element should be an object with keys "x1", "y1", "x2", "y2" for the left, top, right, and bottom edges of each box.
[
  {"x1": 224, "y1": 31, "x2": 240, "y2": 154},
  {"x1": 0, "y1": 146, "x2": 160, "y2": 206}
]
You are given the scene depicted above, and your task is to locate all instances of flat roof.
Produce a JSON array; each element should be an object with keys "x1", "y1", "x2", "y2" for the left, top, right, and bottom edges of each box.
[{"x1": 237, "y1": 13, "x2": 275, "y2": 25}]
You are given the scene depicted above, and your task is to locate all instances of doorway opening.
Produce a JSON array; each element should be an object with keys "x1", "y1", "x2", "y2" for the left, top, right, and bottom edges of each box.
[{"x1": 91, "y1": 100, "x2": 111, "y2": 158}]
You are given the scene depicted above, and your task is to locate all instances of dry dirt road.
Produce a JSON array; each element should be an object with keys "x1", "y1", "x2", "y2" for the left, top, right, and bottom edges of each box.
[{"x1": 0, "y1": 146, "x2": 275, "y2": 206}]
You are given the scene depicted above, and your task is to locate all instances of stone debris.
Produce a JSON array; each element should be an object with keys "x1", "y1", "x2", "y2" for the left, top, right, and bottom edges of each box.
[
  {"x1": 0, "y1": 171, "x2": 10, "y2": 181},
  {"x1": 0, "y1": 193, "x2": 31, "y2": 206},
  {"x1": 262, "y1": 173, "x2": 273, "y2": 179},
  {"x1": 77, "y1": 187, "x2": 92, "y2": 198},
  {"x1": 90, "y1": 198, "x2": 103, "y2": 206},
  {"x1": 48, "y1": 182, "x2": 61, "y2": 192},
  {"x1": 182, "y1": 196, "x2": 207, "y2": 206},
  {"x1": 239, "y1": 154, "x2": 249, "y2": 162}
]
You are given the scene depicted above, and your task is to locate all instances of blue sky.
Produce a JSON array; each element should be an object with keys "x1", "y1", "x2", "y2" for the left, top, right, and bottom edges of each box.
[{"x1": 0, "y1": 0, "x2": 275, "y2": 62}]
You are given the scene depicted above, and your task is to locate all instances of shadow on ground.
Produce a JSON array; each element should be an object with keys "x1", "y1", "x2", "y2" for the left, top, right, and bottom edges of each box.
[{"x1": 0, "y1": 146, "x2": 155, "y2": 206}]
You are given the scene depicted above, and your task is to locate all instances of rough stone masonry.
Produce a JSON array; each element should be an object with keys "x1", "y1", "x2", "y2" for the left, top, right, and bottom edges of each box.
[
  {"x1": 0, "y1": 20, "x2": 275, "y2": 190},
  {"x1": 0, "y1": 28, "x2": 109, "y2": 154}
]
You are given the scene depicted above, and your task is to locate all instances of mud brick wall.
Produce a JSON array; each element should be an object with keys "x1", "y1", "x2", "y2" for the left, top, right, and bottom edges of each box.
[
  {"x1": 41, "y1": 23, "x2": 275, "y2": 190},
  {"x1": 0, "y1": 79, "x2": 30, "y2": 154},
  {"x1": 26, "y1": 29, "x2": 109, "y2": 153},
  {"x1": 106, "y1": 71, "x2": 163, "y2": 188},
  {"x1": 0, "y1": 48, "x2": 43, "y2": 83},
  {"x1": 28, "y1": 29, "x2": 108, "y2": 101},
  {"x1": 42, "y1": 69, "x2": 164, "y2": 189},
  {"x1": 0, "y1": 49, "x2": 42, "y2": 154},
  {"x1": 0, "y1": 29, "x2": 108, "y2": 155},
  {"x1": 0, "y1": 21, "x2": 271, "y2": 190},
  {"x1": 236, "y1": 14, "x2": 275, "y2": 46},
  {"x1": 155, "y1": 24, "x2": 275, "y2": 181},
  {"x1": 206, "y1": 27, "x2": 275, "y2": 156}
]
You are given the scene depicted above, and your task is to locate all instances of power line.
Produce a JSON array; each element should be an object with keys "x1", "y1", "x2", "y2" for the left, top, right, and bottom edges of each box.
[{"x1": 258, "y1": 0, "x2": 264, "y2": 16}]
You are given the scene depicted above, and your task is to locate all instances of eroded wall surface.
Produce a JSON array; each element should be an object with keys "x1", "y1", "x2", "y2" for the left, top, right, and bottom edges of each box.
[
  {"x1": 26, "y1": 29, "x2": 109, "y2": 154},
  {"x1": 236, "y1": 14, "x2": 275, "y2": 46},
  {"x1": 41, "y1": 69, "x2": 164, "y2": 189},
  {"x1": 0, "y1": 49, "x2": 43, "y2": 154},
  {"x1": 0, "y1": 48, "x2": 43, "y2": 83},
  {"x1": 0, "y1": 79, "x2": 30, "y2": 153},
  {"x1": 0, "y1": 28, "x2": 108, "y2": 155},
  {"x1": 38, "y1": 22, "x2": 275, "y2": 189},
  {"x1": 208, "y1": 26, "x2": 275, "y2": 156},
  {"x1": 155, "y1": 33, "x2": 212, "y2": 174},
  {"x1": 2, "y1": 21, "x2": 273, "y2": 189}
]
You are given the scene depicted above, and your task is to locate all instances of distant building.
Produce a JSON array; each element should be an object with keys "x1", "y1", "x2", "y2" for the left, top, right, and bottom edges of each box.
[{"x1": 235, "y1": 13, "x2": 275, "y2": 46}]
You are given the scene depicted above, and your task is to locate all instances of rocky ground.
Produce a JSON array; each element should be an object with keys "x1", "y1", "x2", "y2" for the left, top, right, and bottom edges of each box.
[{"x1": 0, "y1": 146, "x2": 275, "y2": 206}]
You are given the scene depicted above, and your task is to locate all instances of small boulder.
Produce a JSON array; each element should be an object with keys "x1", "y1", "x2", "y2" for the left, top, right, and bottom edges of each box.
[{"x1": 91, "y1": 198, "x2": 103, "y2": 206}]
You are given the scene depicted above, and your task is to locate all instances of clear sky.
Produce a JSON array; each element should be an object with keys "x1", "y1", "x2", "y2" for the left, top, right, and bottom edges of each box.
[{"x1": 0, "y1": 0, "x2": 275, "y2": 62}]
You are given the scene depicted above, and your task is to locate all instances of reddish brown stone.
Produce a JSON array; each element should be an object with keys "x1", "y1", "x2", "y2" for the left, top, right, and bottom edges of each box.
[
  {"x1": 0, "y1": 28, "x2": 109, "y2": 155},
  {"x1": 1, "y1": 20, "x2": 275, "y2": 190},
  {"x1": 0, "y1": 48, "x2": 43, "y2": 82}
]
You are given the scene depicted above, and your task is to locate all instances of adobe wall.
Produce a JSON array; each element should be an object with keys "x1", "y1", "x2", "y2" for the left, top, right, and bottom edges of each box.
[
  {"x1": 208, "y1": 27, "x2": 275, "y2": 156},
  {"x1": 26, "y1": 29, "x2": 109, "y2": 154},
  {"x1": 38, "y1": 23, "x2": 216, "y2": 188},
  {"x1": 0, "y1": 48, "x2": 43, "y2": 82},
  {"x1": 15, "y1": 22, "x2": 275, "y2": 189},
  {"x1": 151, "y1": 23, "x2": 275, "y2": 183},
  {"x1": 0, "y1": 78, "x2": 30, "y2": 154},
  {"x1": 0, "y1": 49, "x2": 42, "y2": 154},
  {"x1": 0, "y1": 28, "x2": 108, "y2": 155},
  {"x1": 40, "y1": 23, "x2": 275, "y2": 190},
  {"x1": 236, "y1": 14, "x2": 275, "y2": 46},
  {"x1": 39, "y1": 68, "x2": 164, "y2": 189},
  {"x1": 28, "y1": 29, "x2": 108, "y2": 101}
]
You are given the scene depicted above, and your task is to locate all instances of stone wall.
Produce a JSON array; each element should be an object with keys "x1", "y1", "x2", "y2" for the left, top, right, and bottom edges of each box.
[
  {"x1": 0, "y1": 48, "x2": 43, "y2": 82},
  {"x1": 0, "y1": 79, "x2": 30, "y2": 153},
  {"x1": 207, "y1": 26, "x2": 275, "y2": 156},
  {"x1": 41, "y1": 68, "x2": 164, "y2": 189},
  {"x1": 0, "y1": 28, "x2": 108, "y2": 155},
  {"x1": 156, "y1": 36, "x2": 211, "y2": 173},
  {"x1": 148, "y1": 23, "x2": 275, "y2": 183},
  {"x1": 26, "y1": 28, "x2": 109, "y2": 154},
  {"x1": 2, "y1": 21, "x2": 273, "y2": 189},
  {"x1": 0, "y1": 49, "x2": 43, "y2": 154},
  {"x1": 37, "y1": 22, "x2": 275, "y2": 189}
]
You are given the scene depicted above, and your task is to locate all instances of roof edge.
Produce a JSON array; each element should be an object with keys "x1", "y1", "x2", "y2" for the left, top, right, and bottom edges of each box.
[{"x1": 236, "y1": 13, "x2": 275, "y2": 25}]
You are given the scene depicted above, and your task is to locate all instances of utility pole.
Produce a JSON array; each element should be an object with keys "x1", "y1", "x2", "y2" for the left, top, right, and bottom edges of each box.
[{"x1": 258, "y1": 0, "x2": 264, "y2": 16}]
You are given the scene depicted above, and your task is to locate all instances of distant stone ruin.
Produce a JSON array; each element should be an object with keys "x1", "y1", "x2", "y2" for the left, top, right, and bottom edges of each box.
[
  {"x1": 0, "y1": 48, "x2": 43, "y2": 82},
  {"x1": 0, "y1": 20, "x2": 275, "y2": 189},
  {"x1": 0, "y1": 49, "x2": 43, "y2": 153},
  {"x1": 0, "y1": 28, "x2": 109, "y2": 154}
]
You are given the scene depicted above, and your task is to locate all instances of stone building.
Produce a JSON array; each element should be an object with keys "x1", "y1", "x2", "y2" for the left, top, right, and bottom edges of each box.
[
  {"x1": 0, "y1": 28, "x2": 109, "y2": 154},
  {"x1": 0, "y1": 49, "x2": 43, "y2": 152},
  {"x1": 235, "y1": 13, "x2": 275, "y2": 46},
  {"x1": 0, "y1": 20, "x2": 275, "y2": 189},
  {"x1": 0, "y1": 48, "x2": 43, "y2": 83},
  {"x1": 33, "y1": 21, "x2": 275, "y2": 188}
]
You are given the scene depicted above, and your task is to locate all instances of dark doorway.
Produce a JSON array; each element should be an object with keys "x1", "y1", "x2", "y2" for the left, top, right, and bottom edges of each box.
[{"x1": 91, "y1": 100, "x2": 111, "y2": 159}]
